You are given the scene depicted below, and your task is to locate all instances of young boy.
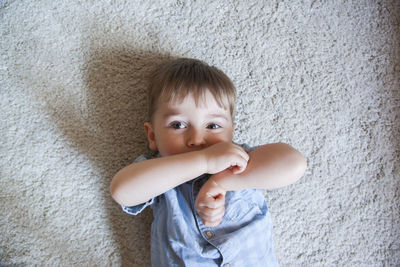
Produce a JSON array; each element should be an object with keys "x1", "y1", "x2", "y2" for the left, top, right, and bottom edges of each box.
[{"x1": 110, "y1": 58, "x2": 307, "y2": 266}]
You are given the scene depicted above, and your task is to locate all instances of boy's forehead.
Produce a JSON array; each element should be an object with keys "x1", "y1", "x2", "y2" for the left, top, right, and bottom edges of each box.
[
  {"x1": 156, "y1": 92, "x2": 231, "y2": 117},
  {"x1": 161, "y1": 92, "x2": 227, "y2": 110}
]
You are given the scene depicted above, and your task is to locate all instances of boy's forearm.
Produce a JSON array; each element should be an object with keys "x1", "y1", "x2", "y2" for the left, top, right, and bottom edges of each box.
[
  {"x1": 110, "y1": 151, "x2": 206, "y2": 207},
  {"x1": 211, "y1": 143, "x2": 307, "y2": 191}
]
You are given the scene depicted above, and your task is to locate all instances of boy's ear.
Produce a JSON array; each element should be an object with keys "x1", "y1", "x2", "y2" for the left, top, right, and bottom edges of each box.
[
  {"x1": 230, "y1": 123, "x2": 236, "y2": 139},
  {"x1": 144, "y1": 122, "x2": 158, "y2": 151}
]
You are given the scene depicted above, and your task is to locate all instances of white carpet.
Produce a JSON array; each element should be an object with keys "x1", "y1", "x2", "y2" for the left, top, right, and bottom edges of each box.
[{"x1": 1, "y1": 0, "x2": 399, "y2": 266}]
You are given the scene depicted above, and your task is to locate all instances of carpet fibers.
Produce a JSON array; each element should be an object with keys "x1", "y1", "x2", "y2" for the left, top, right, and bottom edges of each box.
[{"x1": 1, "y1": 0, "x2": 399, "y2": 266}]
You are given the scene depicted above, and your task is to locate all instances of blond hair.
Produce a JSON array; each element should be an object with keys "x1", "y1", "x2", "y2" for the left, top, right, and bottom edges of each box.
[{"x1": 147, "y1": 58, "x2": 237, "y2": 121}]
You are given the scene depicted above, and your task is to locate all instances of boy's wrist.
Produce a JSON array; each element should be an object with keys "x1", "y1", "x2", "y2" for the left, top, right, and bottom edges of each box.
[
  {"x1": 204, "y1": 176, "x2": 227, "y2": 195},
  {"x1": 209, "y1": 169, "x2": 232, "y2": 191},
  {"x1": 194, "y1": 149, "x2": 209, "y2": 175}
]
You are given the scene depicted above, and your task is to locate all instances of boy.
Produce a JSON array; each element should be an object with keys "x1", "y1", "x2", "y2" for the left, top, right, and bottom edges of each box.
[{"x1": 110, "y1": 58, "x2": 307, "y2": 266}]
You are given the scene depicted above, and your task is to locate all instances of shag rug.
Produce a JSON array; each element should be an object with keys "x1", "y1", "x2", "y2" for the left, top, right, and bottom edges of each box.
[{"x1": 1, "y1": 0, "x2": 399, "y2": 266}]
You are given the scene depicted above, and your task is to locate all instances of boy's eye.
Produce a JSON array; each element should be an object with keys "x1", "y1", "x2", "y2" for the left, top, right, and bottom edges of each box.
[
  {"x1": 207, "y1": 123, "x2": 221, "y2": 129},
  {"x1": 170, "y1": 121, "x2": 186, "y2": 129}
]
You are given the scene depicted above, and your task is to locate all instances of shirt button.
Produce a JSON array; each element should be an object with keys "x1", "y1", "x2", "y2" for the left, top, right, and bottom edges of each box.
[{"x1": 205, "y1": 230, "x2": 213, "y2": 239}]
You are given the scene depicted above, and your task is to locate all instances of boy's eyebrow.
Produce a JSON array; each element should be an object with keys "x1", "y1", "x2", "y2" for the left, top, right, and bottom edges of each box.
[
  {"x1": 162, "y1": 111, "x2": 229, "y2": 121},
  {"x1": 162, "y1": 111, "x2": 182, "y2": 118},
  {"x1": 206, "y1": 113, "x2": 229, "y2": 121}
]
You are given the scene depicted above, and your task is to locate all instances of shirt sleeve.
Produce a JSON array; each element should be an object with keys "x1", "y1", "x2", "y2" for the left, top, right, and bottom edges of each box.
[
  {"x1": 120, "y1": 154, "x2": 156, "y2": 216},
  {"x1": 237, "y1": 143, "x2": 259, "y2": 153},
  {"x1": 122, "y1": 198, "x2": 154, "y2": 215}
]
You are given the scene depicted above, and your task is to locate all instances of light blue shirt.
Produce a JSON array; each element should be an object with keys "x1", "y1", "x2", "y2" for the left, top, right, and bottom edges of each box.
[{"x1": 122, "y1": 146, "x2": 278, "y2": 267}]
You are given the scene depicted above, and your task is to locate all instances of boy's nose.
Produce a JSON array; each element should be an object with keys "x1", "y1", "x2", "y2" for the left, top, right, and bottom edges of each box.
[{"x1": 187, "y1": 130, "x2": 207, "y2": 148}]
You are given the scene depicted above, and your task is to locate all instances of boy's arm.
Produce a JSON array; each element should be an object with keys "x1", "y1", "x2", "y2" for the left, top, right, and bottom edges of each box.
[
  {"x1": 211, "y1": 142, "x2": 307, "y2": 191},
  {"x1": 110, "y1": 142, "x2": 249, "y2": 207},
  {"x1": 110, "y1": 151, "x2": 206, "y2": 207},
  {"x1": 195, "y1": 143, "x2": 306, "y2": 227}
]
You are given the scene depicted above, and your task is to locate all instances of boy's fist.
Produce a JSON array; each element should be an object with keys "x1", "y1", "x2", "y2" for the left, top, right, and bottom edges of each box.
[
  {"x1": 202, "y1": 142, "x2": 249, "y2": 175},
  {"x1": 195, "y1": 179, "x2": 226, "y2": 227}
]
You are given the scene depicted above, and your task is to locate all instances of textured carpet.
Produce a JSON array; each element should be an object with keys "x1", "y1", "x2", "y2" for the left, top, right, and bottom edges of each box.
[{"x1": 1, "y1": 0, "x2": 399, "y2": 266}]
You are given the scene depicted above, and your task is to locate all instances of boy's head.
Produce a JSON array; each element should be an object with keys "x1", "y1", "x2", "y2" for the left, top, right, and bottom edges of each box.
[
  {"x1": 144, "y1": 58, "x2": 237, "y2": 156},
  {"x1": 147, "y1": 58, "x2": 237, "y2": 122}
]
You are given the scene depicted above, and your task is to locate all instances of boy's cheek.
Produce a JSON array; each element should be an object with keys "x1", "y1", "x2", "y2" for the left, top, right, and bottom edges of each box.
[
  {"x1": 208, "y1": 134, "x2": 233, "y2": 145},
  {"x1": 157, "y1": 137, "x2": 185, "y2": 156}
]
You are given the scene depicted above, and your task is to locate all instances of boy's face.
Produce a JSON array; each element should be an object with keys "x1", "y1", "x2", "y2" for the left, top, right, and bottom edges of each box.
[{"x1": 144, "y1": 90, "x2": 235, "y2": 157}]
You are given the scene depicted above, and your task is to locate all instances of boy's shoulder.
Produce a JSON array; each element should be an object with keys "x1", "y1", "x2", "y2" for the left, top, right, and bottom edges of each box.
[{"x1": 134, "y1": 152, "x2": 160, "y2": 163}]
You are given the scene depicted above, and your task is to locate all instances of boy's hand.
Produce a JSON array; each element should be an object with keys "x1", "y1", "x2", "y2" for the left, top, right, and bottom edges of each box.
[
  {"x1": 202, "y1": 142, "x2": 249, "y2": 175},
  {"x1": 195, "y1": 179, "x2": 226, "y2": 227}
]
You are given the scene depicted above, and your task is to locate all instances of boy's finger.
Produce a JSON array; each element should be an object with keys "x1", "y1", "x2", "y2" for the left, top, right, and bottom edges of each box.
[
  {"x1": 197, "y1": 199, "x2": 220, "y2": 209},
  {"x1": 202, "y1": 216, "x2": 223, "y2": 227},
  {"x1": 202, "y1": 199, "x2": 223, "y2": 209},
  {"x1": 239, "y1": 148, "x2": 250, "y2": 162},
  {"x1": 197, "y1": 207, "x2": 224, "y2": 224},
  {"x1": 210, "y1": 193, "x2": 225, "y2": 208},
  {"x1": 231, "y1": 166, "x2": 241, "y2": 174},
  {"x1": 197, "y1": 205, "x2": 225, "y2": 218},
  {"x1": 197, "y1": 211, "x2": 224, "y2": 223},
  {"x1": 231, "y1": 157, "x2": 248, "y2": 174},
  {"x1": 197, "y1": 194, "x2": 225, "y2": 209},
  {"x1": 234, "y1": 145, "x2": 249, "y2": 161},
  {"x1": 204, "y1": 217, "x2": 223, "y2": 227}
]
